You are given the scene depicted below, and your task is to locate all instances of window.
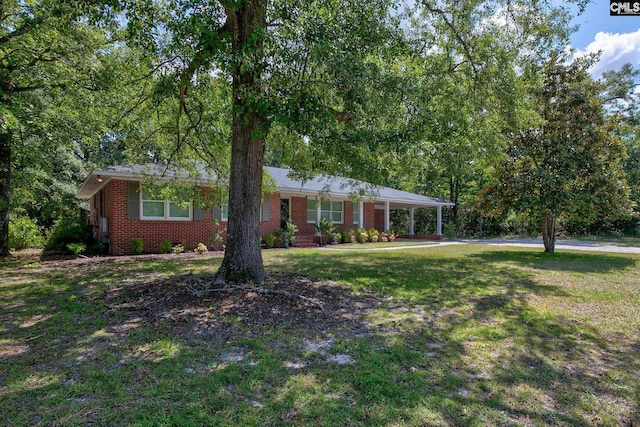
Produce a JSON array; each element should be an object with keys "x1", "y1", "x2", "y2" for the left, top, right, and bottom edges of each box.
[
  {"x1": 306, "y1": 198, "x2": 317, "y2": 223},
  {"x1": 352, "y1": 202, "x2": 360, "y2": 225},
  {"x1": 215, "y1": 192, "x2": 229, "y2": 222},
  {"x1": 220, "y1": 194, "x2": 229, "y2": 221},
  {"x1": 141, "y1": 187, "x2": 191, "y2": 220},
  {"x1": 321, "y1": 200, "x2": 343, "y2": 224}
]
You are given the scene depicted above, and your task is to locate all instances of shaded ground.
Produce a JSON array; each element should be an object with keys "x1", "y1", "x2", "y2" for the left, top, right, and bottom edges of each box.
[
  {"x1": 1, "y1": 246, "x2": 639, "y2": 426},
  {"x1": 100, "y1": 271, "x2": 382, "y2": 344}
]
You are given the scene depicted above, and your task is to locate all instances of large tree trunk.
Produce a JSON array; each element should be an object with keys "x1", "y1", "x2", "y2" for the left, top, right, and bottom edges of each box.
[
  {"x1": 0, "y1": 129, "x2": 10, "y2": 258},
  {"x1": 214, "y1": 0, "x2": 268, "y2": 284},
  {"x1": 542, "y1": 216, "x2": 556, "y2": 253},
  {"x1": 0, "y1": 77, "x2": 12, "y2": 258}
]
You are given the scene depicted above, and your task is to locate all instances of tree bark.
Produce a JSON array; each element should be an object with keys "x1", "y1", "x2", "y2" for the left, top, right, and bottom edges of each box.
[
  {"x1": 542, "y1": 216, "x2": 555, "y2": 253},
  {"x1": 0, "y1": 77, "x2": 12, "y2": 258},
  {"x1": 213, "y1": 0, "x2": 268, "y2": 284}
]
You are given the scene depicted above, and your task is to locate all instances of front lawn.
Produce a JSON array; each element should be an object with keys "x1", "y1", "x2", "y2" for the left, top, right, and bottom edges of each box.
[{"x1": 1, "y1": 245, "x2": 638, "y2": 426}]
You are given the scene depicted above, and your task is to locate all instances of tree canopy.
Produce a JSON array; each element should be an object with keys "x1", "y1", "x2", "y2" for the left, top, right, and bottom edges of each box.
[{"x1": 477, "y1": 54, "x2": 634, "y2": 252}]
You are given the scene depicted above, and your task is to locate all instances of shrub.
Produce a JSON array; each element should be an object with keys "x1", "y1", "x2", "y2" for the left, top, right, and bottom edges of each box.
[
  {"x1": 284, "y1": 220, "x2": 298, "y2": 246},
  {"x1": 44, "y1": 217, "x2": 95, "y2": 254},
  {"x1": 444, "y1": 222, "x2": 457, "y2": 239},
  {"x1": 159, "y1": 238, "x2": 173, "y2": 254},
  {"x1": 315, "y1": 217, "x2": 336, "y2": 245},
  {"x1": 388, "y1": 230, "x2": 396, "y2": 242},
  {"x1": 9, "y1": 216, "x2": 44, "y2": 250},
  {"x1": 209, "y1": 220, "x2": 225, "y2": 251},
  {"x1": 265, "y1": 233, "x2": 276, "y2": 249},
  {"x1": 172, "y1": 244, "x2": 185, "y2": 254},
  {"x1": 66, "y1": 242, "x2": 86, "y2": 256},
  {"x1": 355, "y1": 228, "x2": 368, "y2": 244},
  {"x1": 194, "y1": 242, "x2": 208, "y2": 253},
  {"x1": 341, "y1": 228, "x2": 353, "y2": 244},
  {"x1": 367, "y1": 228, "x2": 379, "y2": 242},
  {"x1": 131, "y1": 237, "x2": 144, "y2": 254}
]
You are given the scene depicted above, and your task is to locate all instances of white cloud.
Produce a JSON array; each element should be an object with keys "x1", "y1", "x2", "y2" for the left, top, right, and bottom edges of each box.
[{"x1": 574, "y1": 29, "x2": 640, "y2": 78}]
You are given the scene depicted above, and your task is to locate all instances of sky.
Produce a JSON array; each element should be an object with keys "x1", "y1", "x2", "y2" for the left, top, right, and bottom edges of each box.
[{"x1": 569, "y1": 0, "x2": 640, "y2": 77}]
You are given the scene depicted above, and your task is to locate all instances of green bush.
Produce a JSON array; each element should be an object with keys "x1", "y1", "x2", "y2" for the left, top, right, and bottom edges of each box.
[
  {"x1": 355, "y1": 228, "x2": 368, "y2": 244},
  {"x1": 341, "y1": 228, "x2": 353, "y2": 243},
  {"x1": 159, "y1": 238, "x2": 173, "y2": 254},
  {"x1": 9, "y1": 216, "x2": 44, "y2": 250},
  {"x1": 265, "y1": 233, "x2": 276, "y2": 249},
  {"x1": 44, "y1": 217, "x2": 95, "y2": 254},
  {"x1": 172, "y1": 243, "x2": 185, "y2": 254},
  {"x1": 131, "y1": 237, "x2": 144, "y2": 254},
  {"x1": 284, "y1": 220, "x2": 298, "y2": 246},
  {"x1": 66, "y1": 242, "x2": 86, "y2": 256},
  {"x1": 194, "y1": 242, "x2": 208, "y2": 253}
]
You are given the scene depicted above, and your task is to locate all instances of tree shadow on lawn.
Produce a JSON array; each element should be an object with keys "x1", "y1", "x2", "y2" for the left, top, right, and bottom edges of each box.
[
  {"x1": 1, "y1": 250, "x2": 639, "y2": 425},
  {"x1": 272, "y1": 249, "x2": 639, "y2": 425},
  {"x1": 472, "y1": 250, "x2": 637, "y2": 274}
]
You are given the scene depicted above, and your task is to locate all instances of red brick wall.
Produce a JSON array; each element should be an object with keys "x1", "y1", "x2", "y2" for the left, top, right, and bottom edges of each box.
[
  {"x1": 363, "y1": 202, "x2": 375, "y2": 230},
  {"x1": 291, "y1": 196, "x2": 315, "y2": 235},
  {"x1": 102, "y1": 181, "x2": 290, "y2": 254},
  {"x1": 104, "y1": 180, "x2": 222, "y2": 255},
  {"x1": 260, "y1": 192, "x2": 281, "y2": 237},
  {"x1": 374, "y1": 209, "x2": 384, "y2": 231},
  {"x1": 101, "y1": 180, "x2": 391, "y2": 254}
]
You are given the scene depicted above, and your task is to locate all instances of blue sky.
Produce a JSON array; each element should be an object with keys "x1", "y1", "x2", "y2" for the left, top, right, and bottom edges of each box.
[{"x1": 569, "y1": 0, "x2": 640, "y2": 77}]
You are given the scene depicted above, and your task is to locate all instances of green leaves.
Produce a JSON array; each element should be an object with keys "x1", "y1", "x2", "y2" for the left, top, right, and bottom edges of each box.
[{"x1": 478, "y1": 54, "x2": 633, "y2": 230}]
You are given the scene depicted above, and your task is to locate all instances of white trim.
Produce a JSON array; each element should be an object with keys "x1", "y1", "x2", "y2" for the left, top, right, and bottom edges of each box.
[
  {"x1": 352, "y1": 201, "x2": 360, "y2": 225},
  {"x1": 140, "y1": 190, "x2": 192, "y2": 221},
  {"x1": 307, "y1": 197, "x2": 318, "y2": 224},
  {"x1": 320, "y1": 200, "x2": 344, "y2": 224}
]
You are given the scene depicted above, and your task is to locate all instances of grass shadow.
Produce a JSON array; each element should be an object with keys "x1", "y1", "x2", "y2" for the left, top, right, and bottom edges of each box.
[{"x1": 471, "y1": 250, "x2": 636, "y2": 273}]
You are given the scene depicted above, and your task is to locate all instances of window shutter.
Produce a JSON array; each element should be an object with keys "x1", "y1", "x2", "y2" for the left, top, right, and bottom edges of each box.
[
  {"x1": 262, "y1": 194, "x2": 271, "y2": 221},
  {"x1": 127, "y1": 182, "x2": 140, "y2": 219},
  {"x1": 212, "y1": 207, "x2": 222, "y2": 221},
  {"x1": 194, "y1": 206, "x2": 203, "y2": 220}
]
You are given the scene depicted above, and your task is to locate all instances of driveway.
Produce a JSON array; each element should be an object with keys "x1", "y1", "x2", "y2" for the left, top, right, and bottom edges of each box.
[
  {"x1": 457, "y1": 238, "x2": 640, "y2": 254},
  {"x1": 322, "y1": 238, "x2": 640, "y2": 254}
]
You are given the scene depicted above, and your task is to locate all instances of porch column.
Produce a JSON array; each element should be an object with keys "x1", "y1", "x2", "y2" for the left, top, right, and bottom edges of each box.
[
  {"x1": 436, "y1": 205, "x2": 442, "y2": 236},
  {"x1": 384, "y1": 201, "x2": 390, "y2": 231},
  {"x1": 316, "y1": 197, "x2": 321, "y2": 228},
  {"x1": 358, "y1": 200, "x2": 364, "y2": 229},
  {"x1": 409, "y1": 207, "x2": 415, "y2": 237}
]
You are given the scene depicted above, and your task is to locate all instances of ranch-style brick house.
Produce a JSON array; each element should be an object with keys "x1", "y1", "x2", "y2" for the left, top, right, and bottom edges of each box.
[{"x1": 76, "y1": 164, "x2": 454, "y2": 255}]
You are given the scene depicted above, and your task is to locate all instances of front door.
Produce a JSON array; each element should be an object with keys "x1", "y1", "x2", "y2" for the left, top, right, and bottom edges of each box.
[{"x1": 280, "y1": 198, "x2": 290, "y2": 229}]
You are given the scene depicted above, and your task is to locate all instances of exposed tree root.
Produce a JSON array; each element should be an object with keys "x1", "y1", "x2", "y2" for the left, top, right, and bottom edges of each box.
[{"x1": 184, "y1": 274, "x2": 324, "y2": 310}]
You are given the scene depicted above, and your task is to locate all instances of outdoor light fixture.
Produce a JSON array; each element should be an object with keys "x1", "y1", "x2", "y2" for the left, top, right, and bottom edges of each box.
[{"x1": 97, "y1": 175, "x2": 103, "y2": 183}]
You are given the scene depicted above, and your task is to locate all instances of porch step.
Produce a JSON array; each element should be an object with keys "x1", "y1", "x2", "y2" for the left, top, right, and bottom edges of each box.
[{"x1": 293, "y1": 235, "x2": 319, "y2": 248}]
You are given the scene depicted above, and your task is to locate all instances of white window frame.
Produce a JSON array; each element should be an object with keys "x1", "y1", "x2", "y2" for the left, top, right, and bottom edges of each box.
[
  {"x1": 352, "y1": 201, "x2": 360, "y2": 225},
  {"x1": 306, "y1": 198, "x2": 317, "y2": 224},
  {"x1": 222, "y1": 191, "x2": 230, "y2": 222},
  {"x1": 140, "y1": 188, "x2": 192, "y2": 221},
  {"x1": 321, "y1": 200, "x2": 344, "y2": 224}
]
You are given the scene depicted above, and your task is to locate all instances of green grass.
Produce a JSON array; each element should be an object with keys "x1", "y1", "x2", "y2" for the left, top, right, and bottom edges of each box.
[
  {"x1": 1, "y1": 246, "x2": 639, "y2": 426},
  {"x1": 323, "y1": 240, "x2": 439, "y2": 250},
  {"x1": 568, "y1": 235, "x2": 640, "y2": 247}
]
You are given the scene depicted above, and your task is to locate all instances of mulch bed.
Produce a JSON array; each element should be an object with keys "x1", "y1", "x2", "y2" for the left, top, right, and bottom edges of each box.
[{"x1": 101, "y1": 271, "x2": 382, "y2": 341}]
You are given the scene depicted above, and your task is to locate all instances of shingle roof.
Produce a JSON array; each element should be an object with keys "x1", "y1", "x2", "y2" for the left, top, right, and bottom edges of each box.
[{"x1": 77, "y1": 164, "x2": 453, "y2": 207}]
